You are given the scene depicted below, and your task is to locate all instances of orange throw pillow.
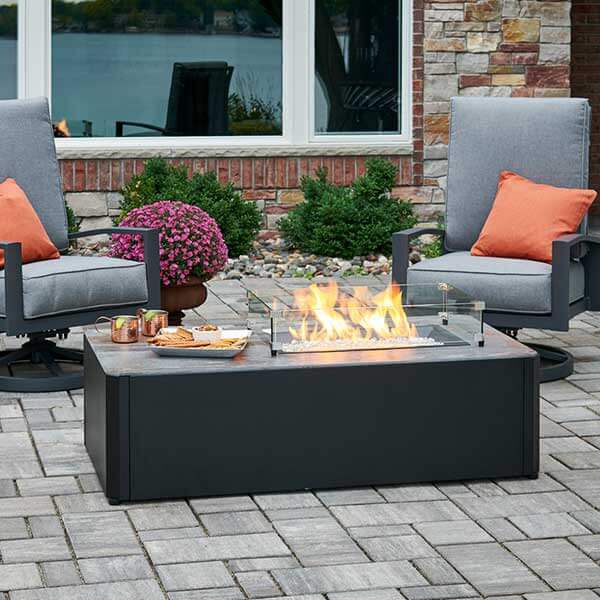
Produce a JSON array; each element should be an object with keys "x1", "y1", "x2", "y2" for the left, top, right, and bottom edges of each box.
[
  {"x1": 0, "y1": 178, "x2": 60, "y2": 269},
  {"x1": 471, "y1": 171, "x2": 597, "y2": 263}
]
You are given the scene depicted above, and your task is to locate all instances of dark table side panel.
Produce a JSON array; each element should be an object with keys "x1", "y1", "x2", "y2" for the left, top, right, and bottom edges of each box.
[
  {"x1": 84, "y1": 338, "x2": 108, "y2": 491},
  {"x1": 129, "y1": 358, "x2": 531, "y2": 500}
]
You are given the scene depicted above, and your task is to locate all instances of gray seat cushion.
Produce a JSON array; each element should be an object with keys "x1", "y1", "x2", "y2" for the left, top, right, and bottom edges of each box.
[
  {"x1": 407, "y1": 252, "x2": 585, "y2": 314},
  {"x1": 0, "y1": 256, "x2": 148, "y2": 319}
]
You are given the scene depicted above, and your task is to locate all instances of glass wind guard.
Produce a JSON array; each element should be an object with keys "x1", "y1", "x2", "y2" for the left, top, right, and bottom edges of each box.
[{"x1": 248, "y1": 283, "x2": 484, "y2": 355}]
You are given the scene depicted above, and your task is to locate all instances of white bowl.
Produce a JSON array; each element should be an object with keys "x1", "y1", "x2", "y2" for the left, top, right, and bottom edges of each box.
[{"x1": 191, "y1": 326, "x2": 222, "y2": 343}]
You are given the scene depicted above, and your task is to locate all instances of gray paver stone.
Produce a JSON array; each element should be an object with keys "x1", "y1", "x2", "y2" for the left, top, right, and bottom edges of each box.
[
  {"x1": 9, "y1": 579, "x2": 165, "y2": 600},
  {"x1": 41, "y1": 561, "x2": 81, "y2": 587},
  {"x1": 200, "y1": 511, "x2": 272, "y2": 536},
  {"x1": 128, "y1": 504, "x2": 198, "y2": 531},
  {"x1": 0, "y1": 517, "x2": 28, "y2": 540},
  {"x1": 316, "y1": 489, "x2": 383, "y2": 506},
  {"x1": 272, "y1": 561, "x2": 427, "y2": 594},
  {"x1": 400, "y1": 583, "x2": 479, "y2": 599},
  {"x1": 78, "y1": 555, "x2": 154, "y2": 583},
  {"x1": 168, "y1": 589, "x2": 246, "y2": 600},
  {"x1": 411, "y1": 558, "x2": 464, "y2": 585},
  {"x1": 0, "y1": 564, "x2": 42, "y2": 592},
  {"x1": 507, "y1": 539, "x2": 600, "y2": 591},
  {"x1": 157, "y1": 561, "x2": 235, "y2": 591},
  {"x1": 189, "y1": 496, "x2": 257, "y2": 514},
  {"x1": 438, "y1": 542, "x2": 548, "y2": 596},
  {"x1": 236, "y1": 571, "x2": 281, "y2": 598},
  {"x1": 63, "y1": 511, "x2": 141, "y2": 558},
  {"x1": 254, "y1": 493, "x2": 320, "y2": 511},
  {"x1": 359, "y1": 535, "x2": 437, "y2": 561},
  {"x1": 414, "y1": 520, "x2": 492, "y2": 545},
  {"x1": 273, "y1": 517, "x2": 366, "y2": 566},
  {"x1": 146, "y1": 533, "x2": 291, "y2": 564},
  {"x1": 29, "y1": 516, "x2": 64, "y2": 538},
  {"x1": 328, "y1": 591, "x2": 404, "y2": 600},
  {"x1": 0, "y1": 536, "x2": 70, "y2": 563},
  {"x1": 509, "y1": 513, "x2": 591, "y2": 538},
  {"x1": 17, "y1": 477, "x2": 79, "y2": 497},
  {"x1": 331, "y1": 501, "x2": 466, "y2": 527}
]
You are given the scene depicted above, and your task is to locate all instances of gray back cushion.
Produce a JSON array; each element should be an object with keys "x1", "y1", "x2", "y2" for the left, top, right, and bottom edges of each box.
[
  {"x1": 0, "y1": 98, "x2": 68, "y2": 251},
  {"x1": 446, "y1": 97, "x2": 591, "y2": 252}
]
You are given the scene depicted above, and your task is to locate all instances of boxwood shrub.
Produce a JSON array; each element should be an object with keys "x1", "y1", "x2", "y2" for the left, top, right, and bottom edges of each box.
[
  {"x1": 118, "y1": 158, "x2": 261, "y2": 258},
  {"x1": 279, "y1": 158, "x2": 417, "y2": 259}
]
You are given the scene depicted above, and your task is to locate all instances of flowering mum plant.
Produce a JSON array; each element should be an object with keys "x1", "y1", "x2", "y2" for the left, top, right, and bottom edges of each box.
[{"x1": 110, "y1": 201, "x2": 228, "y2": 287}]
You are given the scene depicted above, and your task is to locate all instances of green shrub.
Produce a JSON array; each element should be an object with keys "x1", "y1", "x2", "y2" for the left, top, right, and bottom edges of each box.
[
  {"x1": 65, "y1": 201, "x2": 79, "y2": 234},
  {"x1": 279, "y1": 159, "x2": 417, "y2": 259},
  {"x1": 118, "y1": 158, "x2": 261, "y2": 257},
  {"x1": 188, "y1": 171, "x2": 261, "y2": 258},
  {"x1": 421, "y1": 238, "x2": 443, "y2": 259},
  {"x1": 118, "y1": 158, "x2": 191, "y2": 217}
]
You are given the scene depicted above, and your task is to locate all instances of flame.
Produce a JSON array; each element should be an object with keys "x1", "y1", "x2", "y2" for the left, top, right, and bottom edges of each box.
[
  {"x1": 289, "y1": 282, "x2": 417, "y2": 343},
  {"x1": 54, "y1": 119, "x2": 70, "y2": 137}
]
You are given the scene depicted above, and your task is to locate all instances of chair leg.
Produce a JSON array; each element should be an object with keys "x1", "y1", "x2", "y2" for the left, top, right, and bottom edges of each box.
[{"x1": 0, "y1": 335, "x2": 83, "y2": 393}]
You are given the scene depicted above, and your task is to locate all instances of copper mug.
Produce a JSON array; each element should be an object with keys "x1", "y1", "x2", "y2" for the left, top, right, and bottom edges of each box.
[
  {"x1": 137, "y1": 309, "x2": 169, "y2": 337},
  {"x1": 95, "y1": 315, "x2": 139, "y2": 344}
]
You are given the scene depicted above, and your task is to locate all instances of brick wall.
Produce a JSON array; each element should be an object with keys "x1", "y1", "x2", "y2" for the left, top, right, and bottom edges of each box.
[
  {"x1": 572, "y1": 0, "x2": 600, "y2": 195},
  {"x1": 62, "y1": 0, "x2": 573, "y2": 242},
  {"x1": 62, "y1": 156, "x2": 416, "y2": 236}
]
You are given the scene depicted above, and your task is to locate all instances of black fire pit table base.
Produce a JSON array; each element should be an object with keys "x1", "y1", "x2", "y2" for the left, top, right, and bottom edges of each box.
[{"x1": 84, "y1": 326, "x2": 539, "y2": 504}]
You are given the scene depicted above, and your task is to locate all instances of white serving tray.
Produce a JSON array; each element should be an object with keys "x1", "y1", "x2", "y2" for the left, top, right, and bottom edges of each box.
[{"x1": 150, "y1": 329, "x2": 252, "y2": 358}]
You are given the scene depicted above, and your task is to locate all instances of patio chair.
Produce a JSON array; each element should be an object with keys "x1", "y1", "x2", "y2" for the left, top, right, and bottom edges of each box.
[
  {"x1": 0, "y1": 98, "x2": 160, "y2": 392},
  {"x1": 116, "y1": 61, "x2": 234, "y2": 137},
  {"x1": 392, "y1": 97, "x2": 596, "y2": 382}
]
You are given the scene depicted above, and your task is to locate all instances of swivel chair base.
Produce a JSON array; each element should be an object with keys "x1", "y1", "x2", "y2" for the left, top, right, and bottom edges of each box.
[
  {"x1": 524, "y1": 342, "x2": 574, "y2": 384},
  {"x1": 0, "y1": 333, "x2": 83, "y2": 392}
]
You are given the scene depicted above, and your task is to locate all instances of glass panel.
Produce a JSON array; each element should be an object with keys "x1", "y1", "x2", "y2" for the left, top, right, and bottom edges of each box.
[
  {"x1": 315, "y1": 0, "x2": 401, "y2": 136},
  {"x1": 0, "y1": 0, "x2": 17, "y2": 100},
  {"x1": 248, "y1": 282, "x2": 486, "y2": 355},
  {"x1": 51, "y1": 1, "x2": 282, "y2": 138}
]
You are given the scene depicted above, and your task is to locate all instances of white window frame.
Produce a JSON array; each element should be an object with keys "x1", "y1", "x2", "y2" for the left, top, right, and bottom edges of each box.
[{"x1": 17, "y1": 0, "x2": 412, "y2": 155}]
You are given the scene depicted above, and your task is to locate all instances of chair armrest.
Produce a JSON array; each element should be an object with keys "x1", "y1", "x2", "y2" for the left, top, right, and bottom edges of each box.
[
  {"x1": 0, "y1": 241, "x2": 24, "y2": 327},
  {"x1": 553, "y1": 233, "x2": 588, "y2": 255},
  {"x1": 69, "y1": 226, "x2": 156, "y2": 239},
  {"x1": 392, "y1": 228, "x2": 445, "y2": 285},
  {"x1": 69, "y1": 227, "x2": 161, "y2": 308},
  {"x1": 551, "y1": 233, "x2": 590, "y2": 326},
  {"x1": 115, "y1": 121, "x2": 167, "y2": 137}
]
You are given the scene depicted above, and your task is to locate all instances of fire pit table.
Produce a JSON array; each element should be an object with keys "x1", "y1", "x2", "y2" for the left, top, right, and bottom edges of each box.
[{"x1": 84, "y1": 283, "x2": 539, "y2": 504}]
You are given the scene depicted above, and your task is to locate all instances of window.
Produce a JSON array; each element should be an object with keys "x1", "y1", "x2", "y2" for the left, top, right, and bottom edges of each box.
[
  {"x1": 51, "y1": 1, "x2": 282, "y2": 138},
  {"x1": 315, "y1": 0, "x2": 401, "y2": 136},
  {"x1": 16, "y1": 1, "x2": 410, "y2": 147},
  {"x1": 0, "y1": 1, "x2": 17, "y2": 100}
]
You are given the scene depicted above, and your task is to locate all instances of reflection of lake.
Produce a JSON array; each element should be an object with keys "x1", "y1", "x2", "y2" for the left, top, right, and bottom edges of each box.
[
  {"x1": 0, "y1": 37, "x2": 16, "y2": 100},
  {"x1": 50, "y1": 33, "x2": 282, "y2": 136}
]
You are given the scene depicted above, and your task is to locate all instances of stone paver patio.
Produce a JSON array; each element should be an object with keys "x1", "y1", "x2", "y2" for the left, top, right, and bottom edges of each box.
[{"x1": 3, "y1": 275, "x2": 600, "y2": 599}]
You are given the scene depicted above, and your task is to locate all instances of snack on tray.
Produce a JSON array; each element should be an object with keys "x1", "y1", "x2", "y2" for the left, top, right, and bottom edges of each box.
[{"x1": 149, "y1": 326, "x2": 245, "y2": 350}]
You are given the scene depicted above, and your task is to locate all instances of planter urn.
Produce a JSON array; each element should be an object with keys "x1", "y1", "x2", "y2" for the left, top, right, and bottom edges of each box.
[{"x1": 160, "y1": 276, "x2": 208, "y2": 326}]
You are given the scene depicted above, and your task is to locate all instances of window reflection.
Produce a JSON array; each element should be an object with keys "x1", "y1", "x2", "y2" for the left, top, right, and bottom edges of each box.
[
  {"x1": 315, "y1": 0, "x2": 401, "y2": 135},
  {"x1": 0, "y1": 1, "x2": 17, "y2": 100},
  {"x1": 51, "y1": 0, "x2": 282, "y2": 137}
]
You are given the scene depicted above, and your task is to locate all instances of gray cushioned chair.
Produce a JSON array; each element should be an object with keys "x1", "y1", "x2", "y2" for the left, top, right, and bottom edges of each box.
[
  {"x1": 393, "y1": 97, "x2": 596, "y2": 382},
  {"x1": 0, "y1": 98, "x2": 160, "y2": 392}
]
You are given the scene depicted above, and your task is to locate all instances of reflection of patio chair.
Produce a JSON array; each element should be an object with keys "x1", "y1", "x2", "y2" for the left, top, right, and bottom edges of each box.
[
  {"x1": 340, "y1": 81, "x2": 398, "y2": 132},
  {"x1": 116, "y1": 61, "x2": 234, "y2": 137}
]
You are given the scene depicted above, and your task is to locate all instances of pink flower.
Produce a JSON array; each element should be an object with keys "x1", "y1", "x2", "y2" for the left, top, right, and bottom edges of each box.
[{"x1": 110, "y1": 200, "x2": 228, "y2": 287}]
